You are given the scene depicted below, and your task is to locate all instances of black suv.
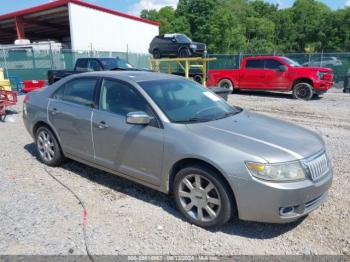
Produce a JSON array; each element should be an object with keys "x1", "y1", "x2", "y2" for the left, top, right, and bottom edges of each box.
[{"x1": 149, "y1": 34, "x2": 206, "y2": 59}]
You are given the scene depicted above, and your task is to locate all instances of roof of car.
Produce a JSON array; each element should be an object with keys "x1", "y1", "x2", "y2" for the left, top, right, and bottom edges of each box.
[{"x1": 80, "y1": 71, "x2": 182, "y2": 83}]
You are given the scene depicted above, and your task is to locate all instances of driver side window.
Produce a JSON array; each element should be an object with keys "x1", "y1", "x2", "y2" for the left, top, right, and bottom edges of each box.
[
  {"x1": 99, "y1": 79, "x2": 153, "y2": 117},
  {"x1": 265, "y1": 59, "x2": 283, "y2": 70}
]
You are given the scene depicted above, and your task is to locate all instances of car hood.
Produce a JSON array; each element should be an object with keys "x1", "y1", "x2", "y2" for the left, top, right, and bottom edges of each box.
[
  {"x1": 186, "y1": 110, "x2": 324, "y2": 163},
  {"x1": 294, "y1": 66, "x2": 333, "y2": 73},
  {"x1": 191, "y1": 42, "x2": 206, "y2": 49}
]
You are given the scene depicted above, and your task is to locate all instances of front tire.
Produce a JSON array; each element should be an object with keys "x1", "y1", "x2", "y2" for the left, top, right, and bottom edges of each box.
[
  {"x1": 178, "y1": 48, "x2": 191, "y2": 58},
  {"x1": 293, "y1": 83, "x2": 313, "y2": 100},
  {"x1": 35, "y1": 126, "x2": 64, "y2": 166},
  {"x1": 174, "y1": 166, "x2": 233, "y2": 228},
  {"x1": 218, "y1": 79, "x2": 234, "y2": 93}
]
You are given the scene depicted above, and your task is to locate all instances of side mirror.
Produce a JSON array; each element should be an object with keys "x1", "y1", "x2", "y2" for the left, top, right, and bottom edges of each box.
[
  {"x1": 126, "y1": 111, "x2": 151, "y2": 125},
  {"x1": 278, "y1": 65, "x2": 288, "y2": 72}
]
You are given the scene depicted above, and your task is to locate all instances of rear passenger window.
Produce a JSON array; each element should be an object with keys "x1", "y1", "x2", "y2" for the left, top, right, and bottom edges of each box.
[
  {"x1": 54, "y1": 78, "x2": 97, "y2": 107},
  {"x1": 245, "y1": 59, "x2": 264, "y2": 69},
  {"x1": 75, "y1": 59, "x2": 88, "y2": 72},
  {"x1": 88, "y1": 60, "x2": 103, "y2": 71}
]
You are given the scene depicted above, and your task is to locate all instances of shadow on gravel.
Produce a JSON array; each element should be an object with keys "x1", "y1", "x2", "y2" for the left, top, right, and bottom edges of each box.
[
  {"x1": 232, "y1": 90, "x2": 323, "y2": 101},
  {"x1": 25, "y1": 142, "x2": 303, "y2": 239},
  {"x1": 233, "y1": 90, "x2": 294, "y2": 100}
]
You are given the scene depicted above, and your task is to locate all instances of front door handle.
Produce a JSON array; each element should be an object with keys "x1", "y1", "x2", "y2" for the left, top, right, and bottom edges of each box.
[{"x1": 98, "y1": 121, "x2": 109, "y2": 129}]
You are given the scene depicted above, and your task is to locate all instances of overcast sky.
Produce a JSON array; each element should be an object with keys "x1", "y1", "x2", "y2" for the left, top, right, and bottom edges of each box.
[{"x1": 0, "y1": 0, "x2": 349, "y2": 16}]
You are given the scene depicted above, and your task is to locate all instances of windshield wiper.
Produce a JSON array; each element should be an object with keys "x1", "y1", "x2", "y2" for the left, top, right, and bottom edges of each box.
[{"x1": 173, "y1": 117, "x2": 209, "y2": 123}]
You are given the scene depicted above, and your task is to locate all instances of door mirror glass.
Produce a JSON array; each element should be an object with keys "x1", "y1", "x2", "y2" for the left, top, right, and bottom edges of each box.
[
  {"x1": 278, "y1": 65, "x2": 288, "y2": 72},
  {"x1": 126, "y1": 111, "x2": 151, "y2": 125}
]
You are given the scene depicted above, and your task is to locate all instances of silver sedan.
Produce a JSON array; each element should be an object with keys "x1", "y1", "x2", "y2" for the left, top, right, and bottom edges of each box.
[{"x1": 23, "y1": 71, "x2": 332, "y2": 227}]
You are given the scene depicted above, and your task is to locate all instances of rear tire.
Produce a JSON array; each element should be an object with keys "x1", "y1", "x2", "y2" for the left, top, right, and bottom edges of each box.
[
  {"x1": 293, "y1": 83, "x2": 313, "y2": 100},
  {"x1": 153, "y1": 49, "x2": 161, "y2": 59},
  {"x1": 35, "y1": 126, "x2": 64, "y2": 167},
  {"x1": 218, "y1": 79, "x2": 234, "y2": 93},
  {"x1": 173, "y1": 165, "x2": 233, "y2": 228}
]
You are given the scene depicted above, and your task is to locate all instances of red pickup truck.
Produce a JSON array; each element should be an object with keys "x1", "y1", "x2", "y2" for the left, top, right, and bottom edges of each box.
[{"x1": 207, "y1": 56, "x2": 334, "y2": 100}]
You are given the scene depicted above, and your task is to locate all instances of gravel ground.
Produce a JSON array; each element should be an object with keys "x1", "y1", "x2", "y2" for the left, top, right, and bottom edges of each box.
[{"x1": 0, "y1": 89, "x2": 349, "y2": 256}]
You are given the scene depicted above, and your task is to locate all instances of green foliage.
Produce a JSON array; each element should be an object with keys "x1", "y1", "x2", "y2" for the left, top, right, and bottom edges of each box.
[{"x1": 141, "y1": 0, "x2": 350, "y2": 53}]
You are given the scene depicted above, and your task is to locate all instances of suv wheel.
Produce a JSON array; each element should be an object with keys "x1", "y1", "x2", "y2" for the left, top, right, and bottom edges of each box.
[
  {"x1": 218, "y1": 79, "x2": 234, "y2": 93},
  {"x1": 174, "y1": 166, "x2": 233, "y2": 227},
  {"x1": 153, "y1": 49, "x2": 161, "y2": 59},
  {"x1": 293, "y1": 83, "x2": 313, "y2": 100},
  {"x1": 179, "y1": 48, "x2": 190, "y2": 58},
  {"x1": 36, "y1": 126, "x2": 64, "y2": 166}
]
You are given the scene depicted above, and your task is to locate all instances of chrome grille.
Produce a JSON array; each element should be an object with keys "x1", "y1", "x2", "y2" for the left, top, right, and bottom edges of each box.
[{"x1": 305, "y1": 153, "x2": 329, "y2": 181}]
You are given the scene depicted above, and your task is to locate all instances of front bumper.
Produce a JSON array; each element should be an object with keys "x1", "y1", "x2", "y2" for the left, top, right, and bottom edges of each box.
[
  {"x1": 190, "y1": 48, "x2": 206, "y2": 57},
  {"x1": 313, "y1": 80, "x2": 334, "y2": 92},
  {"x1": 231, "y1": 169, "x2": 332, "y2": 223}
]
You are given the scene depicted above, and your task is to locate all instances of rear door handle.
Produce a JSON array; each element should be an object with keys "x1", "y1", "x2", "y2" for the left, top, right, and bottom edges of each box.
[{"x1": 98, "y1": 121, "x2": 109, "y2": 129}]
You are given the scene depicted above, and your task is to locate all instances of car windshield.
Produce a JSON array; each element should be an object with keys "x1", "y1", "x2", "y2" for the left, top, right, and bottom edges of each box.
[
  {"x1": 281, "y1": 57, "x2": 301, "y2": 67},
  {"x1": 100, "y1": 58, "x2": 135, "y2": 70},
  {"x1": 140, "y1": 79, "x2": 241, "y2": 123},
  {"x1": 175, "y1": 35, "x2": 192, "y2": 43}
]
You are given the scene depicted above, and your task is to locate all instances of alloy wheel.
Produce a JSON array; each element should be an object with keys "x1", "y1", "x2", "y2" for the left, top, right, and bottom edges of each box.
[
  {"x1": 178, "y1": 174, "x2": 221, "y2": 223},
  {"x1": 37, "y1": 130, "x2": 55, "y2": 162}
]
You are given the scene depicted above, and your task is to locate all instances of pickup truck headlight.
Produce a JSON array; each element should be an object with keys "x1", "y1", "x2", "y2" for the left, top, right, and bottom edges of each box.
[
  {"x1": 190, "y1": 44, "x2": 197, "y2": 49},
  {"x1": 246, "y1": 162, "x2": 305, "y2": 182},
  {"x1": 317, "y1": 71, "x2": 325, "y2": 79}
]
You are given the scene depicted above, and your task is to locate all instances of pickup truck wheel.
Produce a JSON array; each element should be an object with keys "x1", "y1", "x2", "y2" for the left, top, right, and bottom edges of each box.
[
  {"x1": 153, "y1": 49, "x2": 161, "y2": 59},
  {"x1": 179, "y1": 48, "x2": 191, "y2": 58},
  {"x1": 218, "y1": 79, "x2": 234, "y2": 93},
  {"x1": 293, "y1": 83, "x2": 313, "y2": 100}
]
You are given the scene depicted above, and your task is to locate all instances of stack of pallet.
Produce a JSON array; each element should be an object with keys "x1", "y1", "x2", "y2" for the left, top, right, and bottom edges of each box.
[{"x1": 0, "y1": 68, "x2": 11, "y2": 91}]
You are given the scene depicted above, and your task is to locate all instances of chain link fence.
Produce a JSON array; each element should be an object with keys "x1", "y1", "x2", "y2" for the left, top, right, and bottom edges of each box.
[
  {"x1": 0, "y1": 47, "x2": 151, "y2": 83},
  {"x1": 0, "y1": 47, "x2": 349, "y2": 88}
]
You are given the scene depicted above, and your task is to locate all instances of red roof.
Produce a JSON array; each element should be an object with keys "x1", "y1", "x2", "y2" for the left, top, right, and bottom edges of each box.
[{"x1": 0, "y1": 0, "x2": 160, "y2": 26}]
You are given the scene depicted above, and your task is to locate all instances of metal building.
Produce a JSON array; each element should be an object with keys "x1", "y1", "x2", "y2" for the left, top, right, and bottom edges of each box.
[{"x1": 0, "y1": 0, "x2": 160, "y2": 53}]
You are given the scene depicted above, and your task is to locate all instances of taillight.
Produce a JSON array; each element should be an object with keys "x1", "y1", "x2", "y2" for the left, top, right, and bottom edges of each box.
[
  {"x1": 23, "y1": 94, "x2": 29, "y2": 116},
  {"x1": 24, "y1": 94, "x2": 30, "y2": 104}
]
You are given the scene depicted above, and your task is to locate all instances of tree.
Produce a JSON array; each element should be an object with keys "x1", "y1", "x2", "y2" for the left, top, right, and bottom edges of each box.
[{"x1": 140, "y1": 0, "x2": 350, "y2": 53}]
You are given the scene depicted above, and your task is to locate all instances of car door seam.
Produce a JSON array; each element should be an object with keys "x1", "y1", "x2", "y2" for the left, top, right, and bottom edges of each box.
[{"x1": 91, "y1": 110, "x2": 96, "y2": 159}]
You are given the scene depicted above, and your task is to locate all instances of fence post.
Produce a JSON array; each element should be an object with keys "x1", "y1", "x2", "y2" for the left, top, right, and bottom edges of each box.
[
  {"x1": 49, "y1": 41, "x2": 54, "y2": 70},
  {"x1": 1, "y1": 46, "x2": 9, "y2": 78}
]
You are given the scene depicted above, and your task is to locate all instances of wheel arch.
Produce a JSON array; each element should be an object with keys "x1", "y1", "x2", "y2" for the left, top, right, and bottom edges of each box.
[
  {"x1": 168, "y1": 157, "x2": 237, "y2": 213},
  {"x1": 292, "y1": 78, "x2": 314, "y2": 89},
  {"x1": 33, "y1": 121, "x2": 61, "y2": 145}
]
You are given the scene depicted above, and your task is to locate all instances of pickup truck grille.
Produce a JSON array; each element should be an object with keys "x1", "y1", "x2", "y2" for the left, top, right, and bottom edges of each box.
[{"x1": 304, "y1": 153, "x2": 329, "y2": 181}]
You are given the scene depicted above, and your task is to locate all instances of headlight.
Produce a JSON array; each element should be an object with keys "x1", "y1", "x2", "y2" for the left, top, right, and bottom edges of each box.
[
  {"x1": 246, "y1": 162, "x2": 305, "y2": 182},
  {"x1": 190, "y1": 44, "x2": 197, "y2": 49},
  {"x1": 317, "y1": 71, "x2": 325, "y2": 79}
]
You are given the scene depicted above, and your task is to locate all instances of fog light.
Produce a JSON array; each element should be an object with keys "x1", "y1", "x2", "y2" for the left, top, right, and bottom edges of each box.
[{"x1": 280, "y1": 206, "x2": 295, "y2": 216}]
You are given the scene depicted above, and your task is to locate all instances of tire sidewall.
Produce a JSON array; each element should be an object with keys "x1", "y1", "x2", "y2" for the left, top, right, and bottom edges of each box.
[
  {"x1": 173, "y1": 166, "x2": 232, "y2": 228},
  {"x1": 178, "y1": 48, "x2": 190, "y2": 58},
  {"x1": 35, "y1": 126, "x2": 63, "y2": 166},
  {"x1": 293, "y1": 83, "x2": 313, "y2": 100},
  {"x1": 218, "y1": 79, "x2": 234, "y2": 93},
  {"x1": 153, "y1": 49, "x2": 161, "y2": 59}
]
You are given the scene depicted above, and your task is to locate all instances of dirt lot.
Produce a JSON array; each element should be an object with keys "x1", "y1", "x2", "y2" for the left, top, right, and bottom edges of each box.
[{"x1": 0, "y1": 89, "x2": 349, "y2": 256}]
